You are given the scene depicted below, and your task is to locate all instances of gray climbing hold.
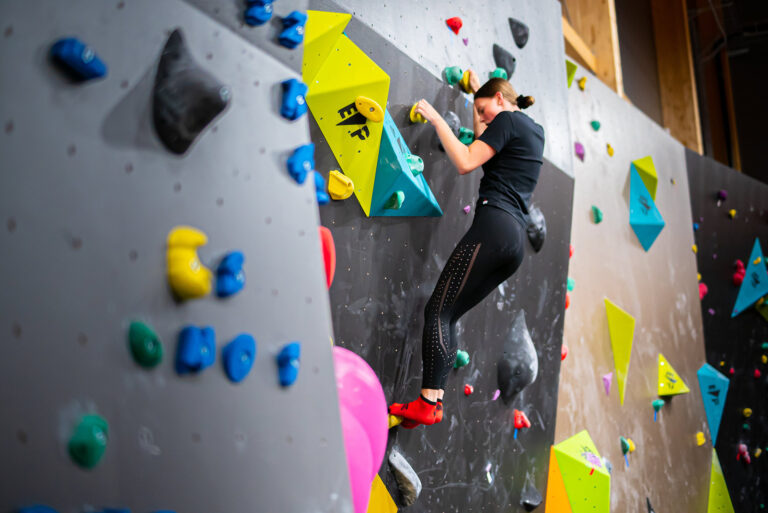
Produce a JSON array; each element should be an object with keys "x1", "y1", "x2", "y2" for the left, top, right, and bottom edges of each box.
[
  {"x1": 508, "y1": 18, "x2": 530, "y2": 49},
  {"x1": 437, "y1": 111, "x2": 461, "y2": 152},
  {"x1": 520, "y1": 475, "x2": 543, "y2": 510},
  {"x1": 526, "y1": 205, "x2": 546, "y2": 253},
  {"x1": 492, "y1": 44, "x2": 516, "y2": 80},
  {"x1": 646, "y1": 497, "x2": 656, "y2": 513},
  {"x1": 153, "y1": 29, "x2": 231, "y2": 155},
  {"x1": 497, "y1": 310, "x2": 538, "y2": 404},
  {"x1": 388, "y1": 448, "x2": 422, "y2": 507}
]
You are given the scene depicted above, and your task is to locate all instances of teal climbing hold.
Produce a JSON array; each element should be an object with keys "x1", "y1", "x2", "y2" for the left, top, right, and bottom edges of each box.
[
  {"x1": 68, "y1": 414, "x2": 109, "y2": 469},
  {"x1": 458, "y1": 127, "x2": 475, "y2": 145},
  {"x1": 444, "y1": 66, "x2": 463, "y2": 86},
  {"x1": 406, "y1": 154, "x2": 424, "y2": 176},
  {"x1": 590, "y1": 120, "x2": 601, "y2": 131},
  {"x1": 454, "y1": 350, "x2": 470, "y2": 368},
  {"x1": 128, "y1": 321, "x2": 163, "y2": 368},
  {"x1": 567, "y1": 278, "x2": 575, "y2": 291},
  {"x1": 629, "y1": 166, "x2": 665, "y2": 251},
  {"x1": 489, "y1": 67, "x2": 508, "y2": 80},
  {"x1": 591, "y1": 205, "x2": 603, "y2": 224},
  {"x1": 384, "y1": 191, "x2": 405, "y2": 210},
  {"x1": 697, "y1": 363, "x2": 729, "y2": 444}
]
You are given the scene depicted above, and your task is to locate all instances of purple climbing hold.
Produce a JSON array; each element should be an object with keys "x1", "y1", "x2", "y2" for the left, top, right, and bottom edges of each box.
[
  {"x1": 717, "y1": 190, "x2": 728, "y2": 201},
  {"x1": 575, "y1": 142, "x2": 585, "y2": 161},
  {"x1": 462, "y1": 38, "x2": 469, "y2": 46},
  {"x1": 463, "y1": 205, "x2": 471, "y2": 214}
]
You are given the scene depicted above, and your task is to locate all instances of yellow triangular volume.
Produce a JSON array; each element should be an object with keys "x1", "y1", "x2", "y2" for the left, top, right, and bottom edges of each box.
[
  {"x1": 367, "y1": 474, "x2": 398, "y2": 513},
  {"x1": 707, "y1": 449, "x2": 735, "y2": 513},
  {"x1": 302, "y1": 10, "x2": 352, "y2": 83},
  {"x1": 305, "y1": 33, "x2": 390, "y2": 216},
  {"x1": 545, "y1": 446, "x2": 573, "y2": 513},
  {"x1": 657, "y1": 353, "x2": 690, "y2": 396},
  {"x1": 604, "y1": 298, "x2": 635, "y2": 405},
  {"x1": 553, "y1": 431, "x2": 610, "y2": 513},
  {"x1": 631, "y1": 156, "x2": 658, "y2": 201}
]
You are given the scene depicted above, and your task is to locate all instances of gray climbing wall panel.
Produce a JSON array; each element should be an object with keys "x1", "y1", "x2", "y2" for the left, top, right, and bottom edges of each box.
[
  {"x1": 0, "y1": 1, "x2": 352, "y2": 512},
  {"x1": 555, "y1": 61, "x2": 711, "y2": 510},
  {"x1": 308, "y1": 3, "x2": 574, "y2": 510},
  {"x1": 329, "y1": 0, "x2": 573, "y2": 177}
]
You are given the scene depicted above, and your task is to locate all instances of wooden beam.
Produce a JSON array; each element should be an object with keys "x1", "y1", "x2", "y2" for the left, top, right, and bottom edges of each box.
[
  {"x1": 562, "y1": 16, "x2": 597, "y2": 73},
  {"x1": 562, "y1": 0, "x2": 624, "y2": 96},
  {"x1": 720, "y1": 48, "x2": 741, "y2": 170},
  {"x1": 651, "y1": 0, "x2": 703, "y2": 153}
]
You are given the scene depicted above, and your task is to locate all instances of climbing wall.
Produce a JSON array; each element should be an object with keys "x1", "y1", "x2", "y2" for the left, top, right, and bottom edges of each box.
[
  {"x1": 555, "y1": 61, "x2": 711, "y2": 510},
  {"x1": 0, "y1": 1, "x2": 353, "y2": 511},
  {"x1": 329, "y1": 0, "x2": 573, "y2": 176},
  {"x1": 686, "y1": 149, "x2": 768, "y2": 511},
  {"x1": 309, "y1": 2, "x2": 574, "y2": 511}
]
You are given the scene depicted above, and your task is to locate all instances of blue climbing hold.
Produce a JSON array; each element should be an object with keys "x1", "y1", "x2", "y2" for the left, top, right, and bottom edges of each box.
[
  {"x1": 287, "y1": 143, "x2": 315, "y2": 184},
  {"x1": 277, "y1": 342, "x2": 301, "y2": 386},
  {"x1": 216, "y1": 251, "x2": 245, "y2": 298},
  {"x1": 244, "y1": 0, "x2": 274, "y2": 26},
  {"x1": 280, "y1": 78, "x2": 308, "y2": 121},
  {"x1": 314, "y1": 171, "x2": 330, "y2": 205},
  {"x1": 175, "y1": 326, "x2": 216, "y2": 374},
  {"x1": 279, "y1": 11, "x2": 308, "y2": 49},
  {"x1": 222, "y1": 334, "x2": 256, "y2": 383},
  {"x1": 693, "y1": 222, "x2": 699, "y2": 231},
  {"x1": 50, "y1": 37, "x2": 107, "y2": 81}
]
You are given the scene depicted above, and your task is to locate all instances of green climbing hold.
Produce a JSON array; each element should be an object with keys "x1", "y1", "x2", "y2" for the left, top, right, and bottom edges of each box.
[
  {"x1": 590, "y1": 120, "x2": 601, "y2": 131},
  {"x1": 591, "y1": 205, "x2": 603, "y2": 224},
  {"x1": 68, "y1": 414, "x2": 109, "y2": 469},
  {"x1": 458, "y1": 127, "x2": 475, "y2": 145},
  {"x1": 444, "y1": 66, "x2": 463, "y2": 86},
  {"x1": 567, "y1": 278, "x2": 575, "y2": 292},
  {"x1": 384, "y1": 190, "x2": 405, "y2": 210},
  {"x1": 652, "y1": 399, "x2": 665, "y2": 412},
  {"x1": 489, "y1": 67, "x2": 508, "y2": 80},
  {"x1": 743, "y1": 423, "x2": 751, "y2": 430},
  {"x1": 762, "y1": 342, "x2": 768, "y2": 350},
  {"x1": 566, "y1": 59, "x2": 577, "y2": 88},
  {"x1": 619, "y1": 436, "x2": 630, "y2": 455},
  {"x1": 128, "y1": 321, "x2": 163, "y2": 368},
  {"x1": 454, "y1": 349, "x2": 470, "y2": 368},
  {"x1": 406, "y1": 154, "x2": 424, "y2": 176}
]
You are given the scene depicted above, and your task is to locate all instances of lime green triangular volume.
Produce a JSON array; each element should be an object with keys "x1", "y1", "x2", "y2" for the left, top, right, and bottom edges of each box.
[
  {"x1": 657, "y1": 353, "x2": 690, "y2": 396},
  {"x1": 604, "y1": 298, "x2": 635, "y2": 405},
  {"x1": 302, "y1": 10, "x2": 352, "y2": 83},
  {"x1": 553, "y1": 431, "x2": 611, "y2": 513},
  {"x1": 707, "y1": 449, "x2": 735, "y2": 513},
  {"x1": 631, "y1": 156, "x2": 658, "y2": 201},
  {"x1": 566, "y1": 59, "x2": 577, "y2": 88}
]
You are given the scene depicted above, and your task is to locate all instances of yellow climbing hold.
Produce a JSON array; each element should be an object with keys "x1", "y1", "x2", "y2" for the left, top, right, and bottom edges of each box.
[
  {"x1": 355, "y1": 95, "x2": 384, "y2": 123},
  {"x1": 328, "y1": 170, "x2": 354, "y2": 200},
  {"x1": 607, "y1": 143, "x2": 614, "y2": 156},
  {"x1": 166, "y1": 226, "x2": 212, "y2": 300},
  {"x1": 459, "y1": 70, "x2": 473, "y2": 94},
  {"x1": 728, "y1": 209, "x2": 737, "y2": 219},
  {"x1": 697, "y1": 273, "x2": 702, "y2": 281},
  {"x1": 754, "y1": 256, "x2": 762, "y2": 265},
  {"x1": 755, "y1": 448, "x2": 763, "y2": 458},
  {"x1": 743, "y1": 408, "x2": 753, "y2": 418},
  {"x1": 388, "y1": 414, "x2": 403, "y2": 429},
  {"x1": 692, "y1": 244, "x2": 698, "y2": 254},
  {"x1": 577, "y1": 76, "x2": 586, "y2": 91},
  {"x1": 696, "y1": 432, "x2": 706, "y2": 446},
  {"x1": 762, "y1": 354, "x2": 767, "y2": 364},
  {"x1": 409, "y1": 103, "x2": 427, "y2": 124},
  {"x1": 719, "y1": 361, "x2": 725, "y2": 367}
]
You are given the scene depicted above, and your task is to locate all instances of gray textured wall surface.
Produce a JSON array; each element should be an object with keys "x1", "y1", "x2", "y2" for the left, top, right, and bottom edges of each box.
[
  {"x1": 330, "y1": 0, "x2": 573, "y2": 177},
  {"x1": 686, "y1": 149, "x2": 768, "y2": 511},
  {"x1": 0, "y1": 1, "x2": 352, "y2": 512},
  {"x1": 309, "y1": 3, "x2": 575, "y2": 510},
  {"x1": 555, "y1": 60, "x2": 711, "y2": 511}
]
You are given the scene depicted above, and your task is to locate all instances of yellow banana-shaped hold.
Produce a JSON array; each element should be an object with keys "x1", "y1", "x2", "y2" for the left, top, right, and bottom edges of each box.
[
  {"x1": 328, "y1": 170, "x2": 355, "y2": 200},
  {"x1": 388, "y1": 414, "x2": 403, "y2": 429},
  {"x1": 409, "y1": 103, "x2": 427, "y2": 124},
  {"x1": 355, "y1": 96, "x2": 384, "y2": 123},
  {"x1": 459, "y1": 70, "x2": 473, "y2": 94},
  {"x1": 167, "y1": 226, "x2": 212, "y2": 300}
]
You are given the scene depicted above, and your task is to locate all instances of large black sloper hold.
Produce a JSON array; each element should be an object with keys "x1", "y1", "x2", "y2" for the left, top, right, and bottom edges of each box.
[
  {"x1": 492, "y1": 44, "x2": 516, "y2": 80},
  {"x1": 526, "y1": 205, "x2": 546, "y2": 253},
  {"x1": 497, "y1": 310, "x2": 539, "y2": 404},
  {"x1": 153, "y1": 28, "x2": 231, "y2": 154},
  {"x1": 508, "y1": 18, "x2": 530, "y2": 49}
]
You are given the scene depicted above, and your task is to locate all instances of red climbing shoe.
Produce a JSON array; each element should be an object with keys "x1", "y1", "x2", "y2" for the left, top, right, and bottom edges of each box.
[{"x1": 389, "y1": 395, "x2": 438, "y2": 428}]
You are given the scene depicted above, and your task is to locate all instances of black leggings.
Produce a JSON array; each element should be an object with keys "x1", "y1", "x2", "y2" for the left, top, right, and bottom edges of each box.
[{"x1": 422, "y1": 205, "x2": 526, "y2": 390}]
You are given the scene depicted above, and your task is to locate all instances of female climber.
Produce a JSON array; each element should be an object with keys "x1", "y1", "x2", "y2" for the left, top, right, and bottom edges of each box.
[{"x1": 389, "y1": 71, "x2": 545, "y2": 428}]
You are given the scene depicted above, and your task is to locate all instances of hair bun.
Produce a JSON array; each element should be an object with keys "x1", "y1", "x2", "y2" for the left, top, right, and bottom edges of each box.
[{"x1": 516, "y1": 95, "x2": 535, "y2": 109}]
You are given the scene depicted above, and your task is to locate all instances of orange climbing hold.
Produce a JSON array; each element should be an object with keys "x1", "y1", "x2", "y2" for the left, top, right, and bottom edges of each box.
[{"x1": 446, "y1": 17, "x2": 463, "y2": 35}]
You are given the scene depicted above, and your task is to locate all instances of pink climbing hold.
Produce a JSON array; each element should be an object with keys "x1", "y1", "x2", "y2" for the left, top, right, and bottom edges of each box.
[
  {"x1": 463, "y1": 205, "x2": 471, "y2": 214},
  {"x1": 574, "y1": 142, "x2": 585, "y2": 161},
  {"x1": 708, "y1": 308, "x2": 716, "y2": 315},
  {"x1": 446, "y1": 17, "x2": 463, "y2": 35},
  {"x1": 602, "y1": 372, "x2": 612, "y2": 396},
  {"x1": 492, "y1": 389, "x2": 501, "y2": 401},
  {"x1": 737, "y1": 443, "x2": 751, "y2": 464},
  {"x1": 699, "y1": 282, "x2": 708, "y2": 300},
  {"x1": 755, "y1": 369, "x2": 762, "y2": 379}
]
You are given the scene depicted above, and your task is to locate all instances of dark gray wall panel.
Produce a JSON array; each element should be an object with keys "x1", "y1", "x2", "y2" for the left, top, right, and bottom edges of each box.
[
  {"x1": 309, "y1": 8, "x2": 574, "y2": 510},
  {"x1": 0, "y1": 1, "x2": 351, "y2": 512},
  {"x1": 686, "y1": 149, "x2": 768, "y2": 511}
]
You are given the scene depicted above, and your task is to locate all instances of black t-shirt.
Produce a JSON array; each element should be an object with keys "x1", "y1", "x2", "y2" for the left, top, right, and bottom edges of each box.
[{"x1": 476, "y1": 110, "x2": 545, "y2": 223}]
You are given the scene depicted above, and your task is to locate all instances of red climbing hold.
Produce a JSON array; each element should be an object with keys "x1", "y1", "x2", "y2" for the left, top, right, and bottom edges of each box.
[
  {"x1": 319, "y1": 226, "x2": 336, "y2": 289},
  {"x1": 513, "y1": 409, "x2": 531, "y2": 429},
  {"x1": 755, "y1": 369, "x2": 762, "y2": 378},
  {"x1": 737, "y1": 443, "x2": 751, "y2": 464},
  {"x1": 464, "y1": 384, "x2": 474, "y2": 396},
  {"x1": 729, "y1": 367, "x2": 735, "y2": 375},
  {"x1": 561, "y1": 344, "x2": 568, "y2": 361},
  {"x1": 569, "y1": 244, "x2": 574, "y2": 258},
  {"x1": 699, "y1": 283, "x2": 708, "y2": 300},
  {"x1": 565, "y1": 292, "x2": 571, "y2": 310},
  {"x1": 446, "y1": 17, "x2": 463, "y2": 35}
]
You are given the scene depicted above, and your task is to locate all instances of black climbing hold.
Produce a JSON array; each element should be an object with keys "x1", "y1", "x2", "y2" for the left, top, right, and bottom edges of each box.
[
  {"x1": 492, "y1": 44, "x2": 516, "y2": 80},
  {"x1": 526, "y1": 205, "x2": 546, "y2": 253},
  {"x1": 520, "y1": 478, "x2": 543, "y2": 511},
  {"x1": 389, "y1": 448, "x2": 422, "y2": 507},
  {"x1": 497, "y1": 310, "x2": 538, "y2": 404},
  {"x1": 508, "y1": 18, "x2": 530, "y2": 49},
  {"x1": 436, "y1": 111, "x2": 461, "y2": 152},
  {"x1": 153, "y1": 29, "x2": 231, "y2": 155},
  {"x1": 646, "y1": 498, "x2": 656, "y2": 513}
]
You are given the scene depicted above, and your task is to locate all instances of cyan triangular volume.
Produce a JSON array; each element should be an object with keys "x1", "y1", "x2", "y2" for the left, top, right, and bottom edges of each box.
[
  {"x1": 629, "y1": 166, "x2": 665, "y2": 251},
  {"x1": 369, "y1": 110, "x2": 443, "y2": 217},
  {"x1": 697, "y1": 363, "x2": 729, "y2": 445},
  {"x1": 732, "y1": 238, "x2": 768, "y2": 317}
]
